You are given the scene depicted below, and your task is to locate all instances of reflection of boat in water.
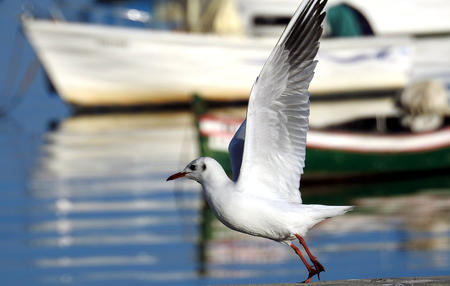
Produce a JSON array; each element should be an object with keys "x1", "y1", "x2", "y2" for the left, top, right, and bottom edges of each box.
[
  {"x1": 193, "y1": 96, "x2": 450, "y2": 179},
  {"x1": 21, "y1": 0, "x2": 418, "y2": 108},
  {"x1": 29, "y1": 112, "x2": 203, "y2": 282},
  {"x1": 21, "y1": 112, "x2": 449, "y2": 282}
]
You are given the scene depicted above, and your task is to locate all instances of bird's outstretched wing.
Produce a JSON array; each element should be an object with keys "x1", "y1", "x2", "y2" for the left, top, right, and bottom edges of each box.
[
  {"x1": 229, "y1": 0, "x2": 326, "y2": 203},
  {"x1": 228, "y1": 118, "x2": 246, "y2": 182}
]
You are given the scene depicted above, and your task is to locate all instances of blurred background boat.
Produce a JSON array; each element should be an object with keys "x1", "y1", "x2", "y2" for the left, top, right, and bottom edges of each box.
[
  {"x1": 193, "y1": 95, "x2": 450, "y2": 179},
  {"x1": 21, "y1": 0, "x2": 450, "y2": 108}
]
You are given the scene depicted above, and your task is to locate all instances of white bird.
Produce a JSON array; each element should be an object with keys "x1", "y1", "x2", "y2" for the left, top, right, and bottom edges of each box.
[{"x1": 167, "y1": 0, "x2": 352, "y2": 282}]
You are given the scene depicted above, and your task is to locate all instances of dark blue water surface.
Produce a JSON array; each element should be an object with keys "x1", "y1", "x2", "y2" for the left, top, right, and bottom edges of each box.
[{"x1": 1, "y1": 1, "x2": 449, "y2": 286}]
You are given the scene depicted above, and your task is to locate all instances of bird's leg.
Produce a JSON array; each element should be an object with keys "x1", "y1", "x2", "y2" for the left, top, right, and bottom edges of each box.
[
  {"x1": 290, "y1": 243, "x2": 319, "y2": 283},
  {"x1": 295, "y1": 234, "x2": 325, "y2": 279}
]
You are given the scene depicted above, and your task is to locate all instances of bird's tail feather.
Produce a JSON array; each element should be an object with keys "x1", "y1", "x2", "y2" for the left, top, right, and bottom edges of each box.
[{"x1": 309, "y1": 205, "x2": 354, "y2": 220}]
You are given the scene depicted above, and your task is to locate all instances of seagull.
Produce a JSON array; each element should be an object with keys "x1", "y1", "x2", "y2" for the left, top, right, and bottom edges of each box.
[{"x1": 167, "y1": 0, "x2": 352, "y2": 283}]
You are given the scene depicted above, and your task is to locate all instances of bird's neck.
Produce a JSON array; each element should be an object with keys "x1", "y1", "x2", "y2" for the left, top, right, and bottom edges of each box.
[
  {"x1": 201, "y1": 173, "x2": 233, "y2": 220},
  {"x1": 200, "y1": 168, "x2": 233, "y2": 198}
]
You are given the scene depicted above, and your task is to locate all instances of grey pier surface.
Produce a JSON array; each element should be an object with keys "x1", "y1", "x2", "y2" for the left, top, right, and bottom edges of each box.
[{"x1": 227, "y1": 276, "x2": 450, "y2": 286}]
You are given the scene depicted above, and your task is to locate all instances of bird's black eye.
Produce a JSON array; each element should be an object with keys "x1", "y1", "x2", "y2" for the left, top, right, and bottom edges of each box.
[
  {"x1": 202, "y1": 164, "x2": 206, "y2": 171},
  {"x1": 189, "y1": 165, "x2": 196, "y2": 171}
]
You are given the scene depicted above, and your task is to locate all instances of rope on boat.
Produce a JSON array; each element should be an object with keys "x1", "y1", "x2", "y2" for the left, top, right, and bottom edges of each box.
[
  {"x1": 398, "y1": 80, "x2": 449, "y2": 132},
  {"x1": 0, "y1": 29, "x2": 39, "y2": 117}
]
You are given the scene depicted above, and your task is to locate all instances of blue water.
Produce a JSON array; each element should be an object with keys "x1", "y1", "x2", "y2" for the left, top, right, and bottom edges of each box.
[{"x1": 1, "y1": 1, "x2": 449, "y2": 285}]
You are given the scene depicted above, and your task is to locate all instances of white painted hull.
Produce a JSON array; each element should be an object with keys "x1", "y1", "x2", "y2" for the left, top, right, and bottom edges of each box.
[
  {"x1": 23, "y1": 19, "x2": 411, "y2": 107},
  {"x1": 199, "y1": 113, "x2": 450, "y2": 154}
]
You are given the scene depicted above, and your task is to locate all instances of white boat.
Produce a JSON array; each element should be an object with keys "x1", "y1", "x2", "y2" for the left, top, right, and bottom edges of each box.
[
  {"x1": 23, "y1": 17, "x2": 411, "y2": 107},
  {"x1": 326, "y1": 0, "x2": 450, "y2": 36},
  {"x1": 21, "y1": 0, "x2": 450, "y2": 108},
  {"x1": 238, "y1": 0, "x2": 450, "y2": 36}
]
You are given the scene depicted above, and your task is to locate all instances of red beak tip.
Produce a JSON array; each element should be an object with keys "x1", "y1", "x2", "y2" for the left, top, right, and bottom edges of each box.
[{"x1": 166, "y1": 172, "x2": 187, "y2": 181}]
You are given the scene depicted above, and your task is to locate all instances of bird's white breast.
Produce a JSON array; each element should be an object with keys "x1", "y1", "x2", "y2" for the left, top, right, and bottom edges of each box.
[{"x1": 203, "y1": 185, "x2": 301, "y2": 241}]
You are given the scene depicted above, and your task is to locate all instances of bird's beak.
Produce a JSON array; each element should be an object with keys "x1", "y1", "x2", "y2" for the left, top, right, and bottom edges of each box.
[{"x1": 166, "y1": 172, "x2": 188, "y2": 181}]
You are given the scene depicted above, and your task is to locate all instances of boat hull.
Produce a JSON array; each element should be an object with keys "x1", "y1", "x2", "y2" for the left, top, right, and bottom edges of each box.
[
  {"x1": 22, "y1": 19, "x2": 411, "y2": 107},
  {"x1": 197, "y1": 113, "x2": 450, "y2": 178}
]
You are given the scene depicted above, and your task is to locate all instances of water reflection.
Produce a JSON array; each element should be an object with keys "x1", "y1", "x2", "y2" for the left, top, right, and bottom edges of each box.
[
  {"x1": 198, "y1": 175, "x2": 450, "y2": 280},
  {"x1": 0, "y1": 116, "x2": 37, "y2": 185},
  {"x1": 4, "y1": 111, "x2": 447, "y2": 285},
  {"x1": 28, "y1": 111, "x2": 201, "y2": 284}
]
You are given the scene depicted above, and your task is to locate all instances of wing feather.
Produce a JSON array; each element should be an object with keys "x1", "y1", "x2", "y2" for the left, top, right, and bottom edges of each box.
[
  {"x1": 230, "y1": 0, "x2": 327, "y2": 203},
  {"x1": 228, "y1": 119, "x2": 246, "y2": 182}
]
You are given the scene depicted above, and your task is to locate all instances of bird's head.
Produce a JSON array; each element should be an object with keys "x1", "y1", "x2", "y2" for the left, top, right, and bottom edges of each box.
[{"x1": 167, "y1": 157, "x2": 222, "y2": 184}]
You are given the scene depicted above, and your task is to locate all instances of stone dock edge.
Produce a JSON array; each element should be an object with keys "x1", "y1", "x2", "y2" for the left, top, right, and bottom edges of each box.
[{"x1": 225, "y1": 276, "x2": 450, "y2": 286}]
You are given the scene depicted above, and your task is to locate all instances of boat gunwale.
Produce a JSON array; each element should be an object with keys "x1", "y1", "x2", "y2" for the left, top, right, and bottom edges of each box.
[{"x1": 198, "y1": 115, "x2": 450, "y2": 154}]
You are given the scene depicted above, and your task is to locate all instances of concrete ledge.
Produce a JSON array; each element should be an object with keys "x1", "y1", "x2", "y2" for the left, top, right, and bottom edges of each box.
[{"x1": 228, "y1": 276, "x2": 450, "y2": 286}]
